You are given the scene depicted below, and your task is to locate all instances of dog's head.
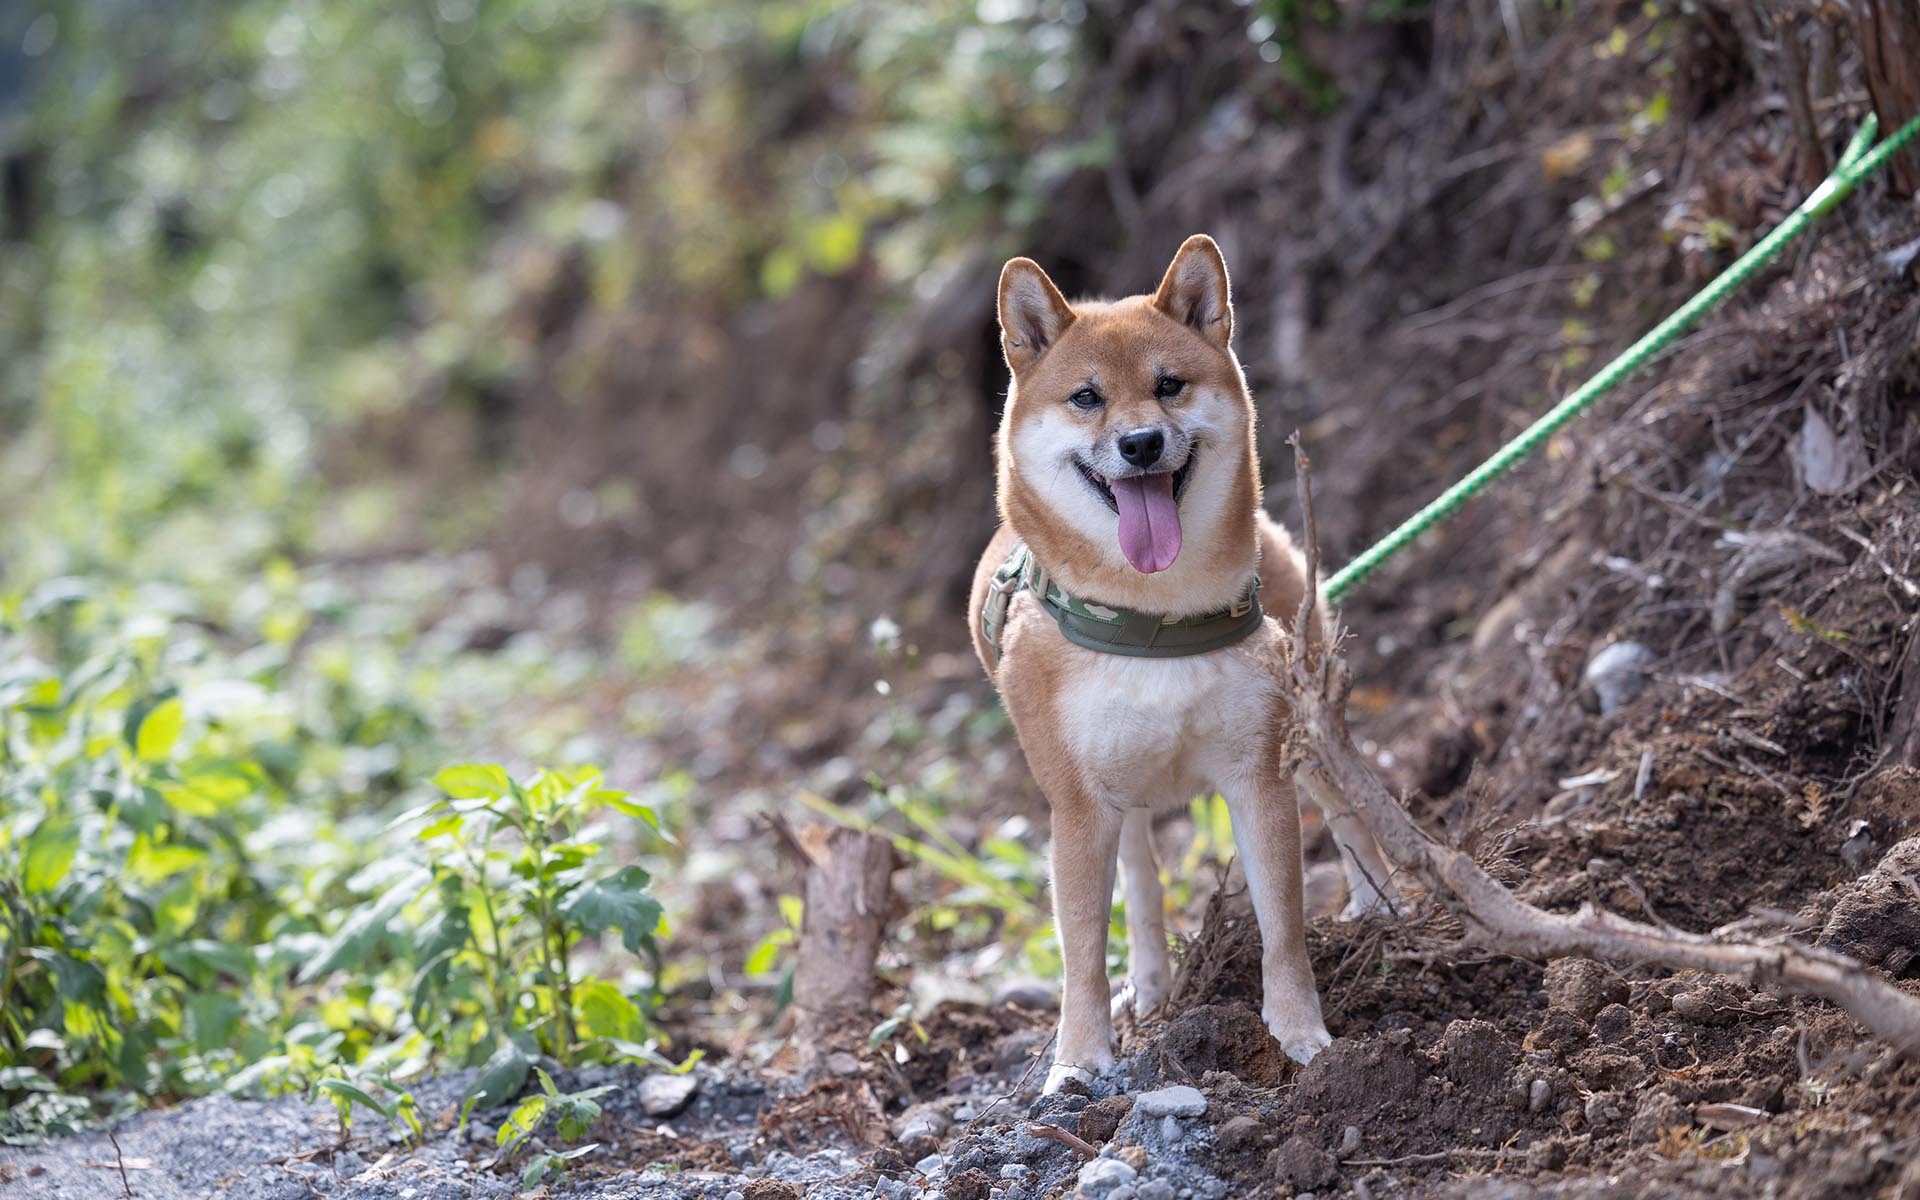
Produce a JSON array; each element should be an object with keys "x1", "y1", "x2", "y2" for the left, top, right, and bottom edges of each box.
[{"x1": 994, "y1": 235, "x2": 1260, "y2": 611}]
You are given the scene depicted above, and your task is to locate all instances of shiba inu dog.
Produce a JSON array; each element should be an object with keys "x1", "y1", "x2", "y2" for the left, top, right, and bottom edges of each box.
[{"x1": 968, "y1": 235, "x2": 1396, "y2": 1092}]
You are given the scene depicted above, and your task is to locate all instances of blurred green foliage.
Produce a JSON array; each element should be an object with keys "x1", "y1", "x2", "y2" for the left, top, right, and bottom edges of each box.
[{"x1": 0, "y1": 0, "x2": 1104, "y2": 1137}]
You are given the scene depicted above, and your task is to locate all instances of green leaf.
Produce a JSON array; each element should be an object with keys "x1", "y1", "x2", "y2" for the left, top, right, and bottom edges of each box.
[
  {"x1": 575, "y1": 978, "x2": 643, "y2": 1041},
  {"x1": 298, "y1": 867, "x2": 430, "y2": 982},
  {"x1": 433, "y1": 764, "x2": 511, "y2": 800},
  {"x1": 497, "y1": 1092, "x2": 548, "y2": 1152},
  {"x1": 743, "y1": 930, "x2": 788, "y2": 978},
  {"x1": 22, "y1": 820, "x2": 79, "y2": 894},
  {"x1": 134, "y1": 698, "x2": 185, "y2": 762},
  {"x1": 468, "y1": 1037, "x2": 532, "y2": 1110},
  {"x1": 315, "y1": 1078, "x2": 393, "y2": 1122},
  {"x1": 556, "y1": 866, "x2": 662, "y2": 955}
]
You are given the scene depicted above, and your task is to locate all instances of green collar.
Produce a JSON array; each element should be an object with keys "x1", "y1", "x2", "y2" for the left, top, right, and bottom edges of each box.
[{"x1": 981, "y1": 540, "x2": 1264, "y2": 661}]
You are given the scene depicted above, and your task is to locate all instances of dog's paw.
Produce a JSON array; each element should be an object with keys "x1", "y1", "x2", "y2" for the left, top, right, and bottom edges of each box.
[
  {"x1": 1267, "y1": 1018, "x2": 1333, "y2": 1066},
  {"x1": 1109, "y1": 979, "x2": 1168, "y2": 1022},
  {"x1": 1338, "y1": 886, "x2": 1394, "y2": 922},
  {"x1": 1042, "y1": 1062, "x2": 1098, "y2": 1095}
]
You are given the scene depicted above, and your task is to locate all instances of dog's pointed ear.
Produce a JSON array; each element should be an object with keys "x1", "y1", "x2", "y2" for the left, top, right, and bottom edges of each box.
[
  {"x1": 1152, "y1": 234, "x2": 1233, "y2": 350},
  {"x1": 998, "y1": 257, "x2": 1075, "y2": 372}
]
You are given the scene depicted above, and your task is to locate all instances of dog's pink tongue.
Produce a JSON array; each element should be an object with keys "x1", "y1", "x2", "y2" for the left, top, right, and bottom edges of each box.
[{"x1": 1112, "y1": 473, "x2": 1182, "y2": 573}]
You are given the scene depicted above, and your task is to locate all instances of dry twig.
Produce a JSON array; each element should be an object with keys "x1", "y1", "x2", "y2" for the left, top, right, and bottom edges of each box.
[
  {"x1": 1024, "y1": 1121, "x2": 1099, "y2": 1158},
  {"x1": 1282, "y1": 432, "x2": 1920, "y2": 1057}
]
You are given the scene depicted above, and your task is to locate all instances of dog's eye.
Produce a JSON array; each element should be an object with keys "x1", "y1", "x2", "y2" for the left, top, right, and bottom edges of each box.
[
  {"x1": 1068, "y1": 387, "x2": 1103, "y2": 410},
  {"x1": 1155, "y1": 375, "x2": 1186, "y2": 399}
]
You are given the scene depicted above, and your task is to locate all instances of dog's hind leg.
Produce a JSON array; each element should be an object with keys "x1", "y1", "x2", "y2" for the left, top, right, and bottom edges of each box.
[
  {"x1": 1223, "y1": 772, "x2": 1331, "y2": 1064},
  {"x1": 1298, "y1": 764, "x2": 1398, "y2": 920},
  {"x1": 1043, "y1": 790, "x2": 1122, "y2": 1093},
  {"x1": 1113, "y1": 807, "x2": 1170, "y2": 1020}
]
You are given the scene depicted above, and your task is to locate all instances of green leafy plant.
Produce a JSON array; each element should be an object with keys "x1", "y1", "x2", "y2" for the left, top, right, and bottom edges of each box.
[
  {"x1": 392, "y1": 764, "x2": 666, "y2": 1107},
  {"x1": 494, "y1": 1067, "x2": 614, "y2": 1190}
]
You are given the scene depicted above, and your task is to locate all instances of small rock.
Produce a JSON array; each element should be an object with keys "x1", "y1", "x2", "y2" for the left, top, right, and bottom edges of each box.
[
  {"x1": 1077, "y1": 1156, "x2": 1137, "y2": 1196},
  {"x1": 466, "y1": 1121, "x2": 496, "y2": 1144},
  {"x1": 1529, "y1": 1079, "x2": 1552, "y2": 1113},
  {"x1": 825, "y1": 1051, "x2": 863, "y2": 1076},
  {"x1": 917, "y1": 1153, "x2": 946, "y2": 1176},
  {"x1": 1108, "y1": 1188, "x2": 1137, "y2": 1200},
  {"x1": 1215, "y1": 1115, "x2": 1269, "y2": 1152},
  {"x1": 1543, "y1": 958, "x2": 1628, "y2": 1021},
  {"x1": 1585, "y1": 641, "x2": 1656, "y2": 714},
  {"x1": 893, "y1": 1104, "x2": 954, "y2": 1158},
  {"x1": 638, "y1": 1071, "x2": 702, "y2": 1117},
  {"x1": 1133, "y1": 1085, "x2": 1207, "y2": 1119},
  {"x1": 1268, "y1": 1135, "x2": 1338, "y2": 1190},
  {"x1": 1159, "y1": 1116, "x2": 1180, "y2": 1142},
  {"x1": 1136, "y1": 1182, "x2": 1175, "y2": 1200},
  {"x1": 994, "y1": 977, "x2": 1056, "y2": 1008},
  {"x1": 1339, "y1": 1125, "x2": 1361, "y2": 1157},
  {"x1": 726, "y1": 1191, "x2": 745, "y2": 1200},
  {"x1": 1000, "y1": 1164, "x2": 1028, "y2": 1180}
]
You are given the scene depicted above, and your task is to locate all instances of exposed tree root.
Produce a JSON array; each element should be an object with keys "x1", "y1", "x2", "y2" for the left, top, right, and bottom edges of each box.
[{"x1": 1281, "y1": 433, "x2": 1920, "y2": 1056}]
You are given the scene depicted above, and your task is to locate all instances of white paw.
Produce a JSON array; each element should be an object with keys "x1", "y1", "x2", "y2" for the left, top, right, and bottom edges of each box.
[
  {"x1": 1268, "y1": 1018, "x2": 1333, "y2": 1065},
  {"x1": 1042, "y1": 1062, "x2": 1098, "y2": 1095},
  {"x1": 1110, "y1": 979, "x2": 1168, "y2": 1021},
  {"x1": 1338, "y1": 887, "x2": 1394, "y2": 922}
]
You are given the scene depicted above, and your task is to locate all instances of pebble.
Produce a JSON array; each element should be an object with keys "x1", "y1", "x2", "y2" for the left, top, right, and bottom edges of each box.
[
  {"x1": 1159, "y1": 1116, "x2": 1181, "y2": 1142},
  {"x1": 1529, "y1": 1078, "x2": 1552, "y2": 1113},
  {"x1": 725, "y1": 1192, "x2": 744, "y2": 1200},
  {"x1": 1340, "y1": 1125, "x2": 1362, "y2": 1156},
  {"x1": 1133, "y1": 1085, "x2": 1207, "y2": 1119},
  {"x1": 993, "y1": 977, "x2": 1057, "y2": 1008},
  {"x1": 825, "y1": 1051, "x2": 863, "y2": 1076},
  {"x1": 1078, "y1": 1156, "x2": 1138, "y2": 1194},
  {"x1": 1585, "y1": 641, "x2": 1656, "y2": 715},
  {"x1": 637, "y1": 1072, "x2": 702, "y2": 1117},
  {"x1": 1001, "y1": 1164, "x2": 1028, "y2": 1180},
  {"x1": 1137, "y1": 1181, "x2": 1175, "y2": 1200}
]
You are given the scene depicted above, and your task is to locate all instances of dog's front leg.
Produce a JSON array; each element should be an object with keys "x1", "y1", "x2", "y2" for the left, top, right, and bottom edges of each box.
[
  {"x1": 1223, "y1": 774, "x2": 1332, "y2": 1064},
  {"x1": 1044, "y1": 790, "x2": 1121, "y2": 1093}
]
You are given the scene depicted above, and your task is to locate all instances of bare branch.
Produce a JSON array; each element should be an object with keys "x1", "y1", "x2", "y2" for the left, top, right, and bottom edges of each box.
[{"x1": 1283, "y1": 436, "x2": 1920, "y2": 1056}]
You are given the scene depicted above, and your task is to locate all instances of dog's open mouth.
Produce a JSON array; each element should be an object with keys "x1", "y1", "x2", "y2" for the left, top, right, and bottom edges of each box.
[{"x1": 1074, "y1": 452, "x2": 1193, "y2": 574}]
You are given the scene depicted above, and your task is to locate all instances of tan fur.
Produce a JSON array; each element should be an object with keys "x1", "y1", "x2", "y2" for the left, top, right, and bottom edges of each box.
[{"x1": 971, "y1": 236, "x2": 1396, "y2": 1091}]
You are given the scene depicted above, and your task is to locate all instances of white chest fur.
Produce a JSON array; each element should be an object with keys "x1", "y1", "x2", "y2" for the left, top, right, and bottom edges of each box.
[{"x1": 1055, "y1": 632, "x2": 1283, "y2": 810}]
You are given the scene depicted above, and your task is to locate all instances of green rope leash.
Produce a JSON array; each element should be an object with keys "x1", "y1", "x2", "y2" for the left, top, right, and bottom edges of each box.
[{"x1": 1323, "y1": 111, "x2": 1920, "y2": 603}]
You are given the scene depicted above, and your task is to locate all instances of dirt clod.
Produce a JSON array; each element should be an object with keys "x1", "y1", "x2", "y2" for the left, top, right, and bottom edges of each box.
[
  {"x1": 1543, "y1": 958, "x2": 1629, "y2": 1020},
  {"x1": 743, "y1": 1180, "x2": 804, "y2": 1200},
  {"x1": 1077, "y1": 1095, "x2": 1134, "y2": 1145},
  {"x1": 1268, "y1": 1135, "x2": 1339, "y2": 1190},
  {"x1": 1292, "y1": 1037, "x2": 1426, "y2": 1118},
  {"x1": 943, "y1": 1167, "x2": 993, "y2": 1200},
  {"x1": 1818, "y1": 837, "x2": 1920, "y2": 975},
  {"x1": 1151, "y1": 1003, "x2": 1292, "y2": 1085},
  {"x1": 1440, "y1": 1019, "x2": 1517, "y2": 1096}
]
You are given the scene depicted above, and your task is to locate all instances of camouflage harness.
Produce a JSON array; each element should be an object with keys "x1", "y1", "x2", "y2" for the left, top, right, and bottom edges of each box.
[{"x1": 981, "y1": 540, "x2": 1264, "y2": 661}]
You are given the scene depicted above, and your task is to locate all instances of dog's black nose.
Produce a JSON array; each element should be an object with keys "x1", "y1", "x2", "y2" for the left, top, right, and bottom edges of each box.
[{"x1": 1117, "y1": 428, "x2": 1165, "y2": 468}]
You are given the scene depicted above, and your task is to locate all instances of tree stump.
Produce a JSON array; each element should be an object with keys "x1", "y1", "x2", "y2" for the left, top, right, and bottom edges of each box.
[{"x1": 792, "y1": 825, "x2": 900, "y2": 1047}]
